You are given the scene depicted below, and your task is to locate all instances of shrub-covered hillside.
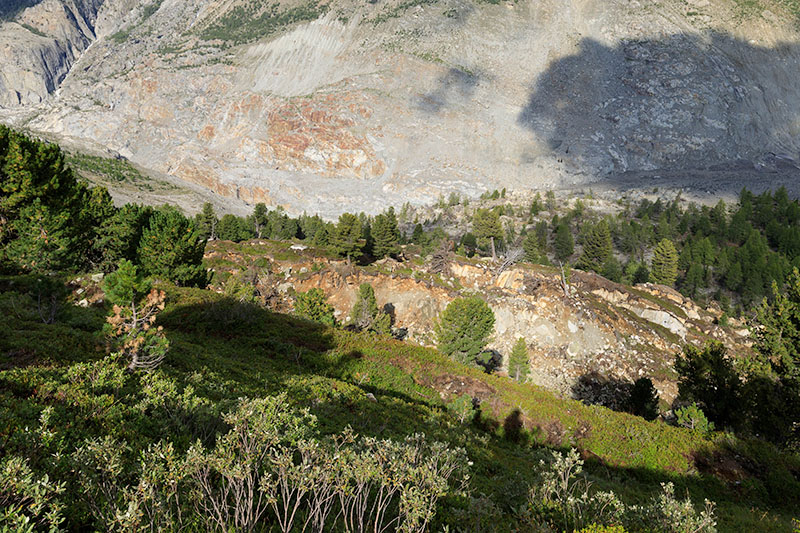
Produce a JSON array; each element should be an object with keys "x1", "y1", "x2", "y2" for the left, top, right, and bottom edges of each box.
[
  {"x1": 2, "y1": 278, "x2": 800, "y2": 531},
  {"x1": 2, "y1": 127, "x2": 800, "y2": 532}
]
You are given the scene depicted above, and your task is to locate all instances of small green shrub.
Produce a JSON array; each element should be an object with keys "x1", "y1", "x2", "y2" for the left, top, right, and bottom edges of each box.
[
  {"x1": 294, "y1": 287, "x2": 336, "y2": 327},
  {"x1": 446, "y1": 394, "x2": 474, "y2": 424},
  {"x1": 674, "y1": 403, "x2": 715, "y2": 434}
]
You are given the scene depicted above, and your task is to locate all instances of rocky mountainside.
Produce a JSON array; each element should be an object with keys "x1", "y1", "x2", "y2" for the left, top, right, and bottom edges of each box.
[
  {"x1": 3, "y1": 0, "x2": 800, "y2": 215},
  {"x1": 205, "y1": 239, "x2": 752, "y2": 405}
]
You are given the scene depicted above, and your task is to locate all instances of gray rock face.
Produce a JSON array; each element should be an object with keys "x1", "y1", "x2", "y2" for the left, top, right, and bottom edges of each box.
[
  {"x1": 0, "y1": 0, "x2": 106, "y2": 107},
  {"x1": 3, "y1": 0, "x2": 800, "y2": 215}
]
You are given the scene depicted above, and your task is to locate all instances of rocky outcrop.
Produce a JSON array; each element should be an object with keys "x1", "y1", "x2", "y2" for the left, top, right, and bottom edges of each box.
[{"x1": 207, "y1": 241, "x2": 751, "y2": 403}]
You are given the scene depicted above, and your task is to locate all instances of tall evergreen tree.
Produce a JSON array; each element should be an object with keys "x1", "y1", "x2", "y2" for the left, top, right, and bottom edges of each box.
[
  {"x1": 331, "y1": 213, "x2": 363, "y2": 262},
  {"x1": 675, "y1": 342, "x2": 741, "y2": 430},
  {"x1": 753, "y1": 270, "x2": 800, "y2": 380},
  {"x1": 372, "y1": 209, "x2": 400, "y2": 258},
  {"x1": 553, "y1": 222, "x2": 574, "y2": 261},
  {"x1": 0, "y1": 127, "x2": 108, "y2": 272},
  {"x1": 349, "y1": 283, "x2": 391, "y2": 335},
  {"x1": 522, "y1": 231, "x2": 542, "y2": 263},
  {"x1": 4, "y1": 200, "x2": 77, "y2": 272},
  {"x1": 411, "y1": 223, "x2": 425, "y2": 245},
  {"x1": 650, "y1": 239, "x2": 678, "y2": 286},
  {"x1": 435, "y1": 297, "x2": 495, "y2": 366},
  {"x1": 626, "y1": 377, "x2": 659, "y2": 421},
  {"x1": 94, "y1": 204, "x2": 153, "y2": 271},
  {"x1": 196, "y1": 203, "x2": 218, "y2": 241},
  {"x1": 576, "y1": 220, "x2": 612, "y2": 273},
  {"x1": 508, "y1": 337, "x2": 530, "y2": 382},
  {"x1": 252, "y1": 203, "x2": 268, "y2": 239},
  {"x1": 473, "y1": 208, "x2": 503, "y2": 259}
]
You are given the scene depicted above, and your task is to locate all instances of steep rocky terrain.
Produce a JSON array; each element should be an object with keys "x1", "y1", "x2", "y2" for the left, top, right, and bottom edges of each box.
[
  {"x1": 3, "y1": 0, "x2": 800, "y2": 215},
  {"x1": 205, "y1": 239, "x2": 752, "y2": 405}
]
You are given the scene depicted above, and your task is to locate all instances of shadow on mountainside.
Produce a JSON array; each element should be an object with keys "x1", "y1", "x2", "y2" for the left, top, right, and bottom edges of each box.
[
  {"x1": 517, "y1": 30, "x2": 800, "y2": 192},
  {"x1": 0, "y1": 0, "x2": 40, "y2": 20},
  {"x1": 415, "y1": 67, "x2": 480, "y2": 114}
]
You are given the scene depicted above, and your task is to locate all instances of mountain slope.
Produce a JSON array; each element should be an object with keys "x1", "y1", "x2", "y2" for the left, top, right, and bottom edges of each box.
[{"x1": 3, "y1": 0, "x2": 800, "y2": 215}]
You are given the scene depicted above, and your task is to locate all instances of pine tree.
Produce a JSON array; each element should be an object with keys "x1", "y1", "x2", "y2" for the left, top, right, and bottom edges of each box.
[
  {"x1": 435, "y1": 297, "x2": 495, "y2": 366},
  {"x1": 349, "y1": 283, "x2": 390, "y2": 334},
  {"x1": 137, "y1": 207, "x2": 207, "y2": 287},
  {"x1": 473, "y1": 208, "x2": 503, "y2": 259},
  {"x1": 675, "y1": 342, "x2": 741, "y2": 429},
  {"x1": 0, "y1": 127, "x2": 107, "y2": 272},
  {"x1": 508, "y1": 337, "x2": 529, "y2": 382},
  {"x1": 553, "y1": 222, "x2": 574, "y2": 261},
  {"x1": 196, "y1": 203, "x2": 218, "y2": 241},
  {"x1": 753, "y1": 270, "x2": 800, "y2": 380},
  {"x1": 682, "y1": 262, "x2": 705, "y2": 296},
  {"x1": 372, "y1": 210, "x2": 400, "y2": 258},
  {"x1": 522, "y1": 231, "x2": 541, "y2": 263},
  {"x1": 93, "y1": 204, "x2": 153, "y2": 271},
  {"x1": 725, "y1": 260, "x2": 743, "y2": 291},
  {"x1": 576, "y1": 220, "x2": 612, "y2": 273},
  {"x1": 104, "y1": 260, "x2": 168, "y2": 371},
  {"x1": 252, "y1": 203, "x2": 268, "y2": 238},
  {"x1": 4, "y1": 200, "x2": 77, "y2": 272},
  {"x1": 330, "y1": 213, "x2": 363, "y2": 262},
  {"x1": 650, "y1": 238, "x2": 678, "y2": 286},
  {"x1": 627, "y1": 377, "x2": 659, "y2": 421},
  {"x1": 411, "y1": 223, "x2": 424, "y2": 245}
]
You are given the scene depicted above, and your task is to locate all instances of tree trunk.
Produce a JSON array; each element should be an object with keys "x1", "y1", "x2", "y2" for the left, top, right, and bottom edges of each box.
[{"x1": 490, "y1": 236, "x2": 496, "y2": 260}]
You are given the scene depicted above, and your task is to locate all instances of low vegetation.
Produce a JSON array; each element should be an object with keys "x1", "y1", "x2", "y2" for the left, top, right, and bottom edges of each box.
[
  {"x1": 2, "y1": 127, "x2": 800, "y2": 531},
  {"x1": 199, "y1": 0, "x2": 328, "y2": 44}
]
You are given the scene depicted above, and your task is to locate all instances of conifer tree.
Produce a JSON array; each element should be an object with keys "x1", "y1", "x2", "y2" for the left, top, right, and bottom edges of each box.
[
  {"x1": 104, "y1": 260, "x2": 168, "y2": 371},
  {"x1": 4, "y1": 200, "x2": 77, "y2": 272},
  {"x1": 196, "y1": 203, "x2": 218, "y2": 241},
  {"x1": 473, "y1": 208, "x2": 503, "y2": 259},
  {"x1": 576, "y1": 220, "x2": 612, "y2": 273},
  {"x1": 651, "y1": 238, "x2": 678, "y2": 286},
  {"x1": 627, "y1": 377, "x2": 659, "y2": 421},
  {"x1": 137, "y1": 207, "x2": 207, "y2": 287},
  {"x1": 753, "y1": 270, "x2": 800, "y2": 380},
  {"x1": 349, "y1": 283, "x2": 391, "y2": 335},
  {"x1": 94, "y1": 204, "x2": 153, "y2": 271},
  {"x1": 411, "y1": 223, "x2": 424, "y2": 245},
  {"x1": 331, "y1": 213, "x2": 363, "y2": 262},
  {"x1": 553, "y1": 222, "x2": 574, "y2": 261},
  {"x1": 372, "y1": 209, "x2": 400, "y2": 258},
  {"x1": 675, "y1": 342, "x2": 741, "y2": 429},
  {"x1": 252, "y1": 203, "x2": 268, "y2": 239},
  {"x1": 435, "y1": 297, "x2": 495, "y2": 366},
  {"x1": 294, "y1": 288, "x2": 336, "y2": 327},
  {"x1": 522, "y1": 231, "x2": 542, "y2": 263},
  {"x1": 508, "y1": 337, "x2": 530, "y2": 382}
]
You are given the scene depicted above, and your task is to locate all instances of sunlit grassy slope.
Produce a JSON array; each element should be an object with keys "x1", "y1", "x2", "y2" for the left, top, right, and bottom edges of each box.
[{"x1": 1, "y1": 277, "x2": 798, "y2": 530}]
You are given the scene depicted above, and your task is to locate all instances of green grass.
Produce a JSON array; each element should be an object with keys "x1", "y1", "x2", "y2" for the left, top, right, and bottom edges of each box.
[
  {"x1": 66, "y1": 152, "x2": 176, "y2": 193},
  {"x1": 1, "y1": 277, "x2": 799, "y2": 530},
  {"x1": 199, "y1": 0, "x2": 328, "y2": 44}
]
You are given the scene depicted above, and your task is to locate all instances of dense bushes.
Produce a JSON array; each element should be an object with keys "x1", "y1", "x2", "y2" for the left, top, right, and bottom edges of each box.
[
  {"x1": 525, "y1": 449, "x2": 716, "y2": 533},
  {"x1": 1, "y1": 360, "x2": 469, "y2": 532}
]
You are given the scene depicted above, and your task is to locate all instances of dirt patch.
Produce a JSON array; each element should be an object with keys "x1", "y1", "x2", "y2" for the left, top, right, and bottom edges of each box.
[{"x1": 426, "y1": 372, "x2": 496, "y2": 402}]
